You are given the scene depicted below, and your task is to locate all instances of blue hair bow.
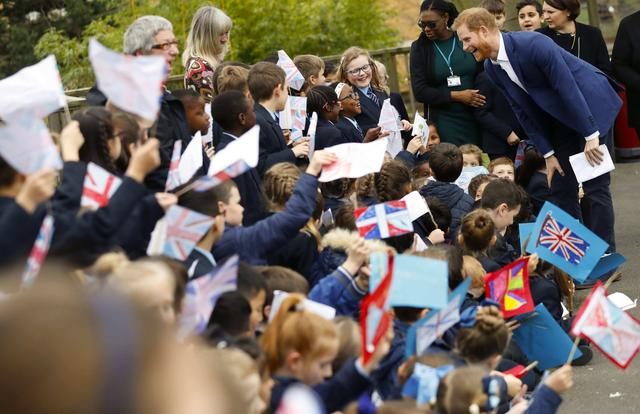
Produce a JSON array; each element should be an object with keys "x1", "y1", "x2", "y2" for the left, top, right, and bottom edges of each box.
[
  {"x1": 402, "y1": 363, "x2": 455, "y2": 405},
  {"x1": 480, "y1": 375, "x2": 507, "y2": 411}
]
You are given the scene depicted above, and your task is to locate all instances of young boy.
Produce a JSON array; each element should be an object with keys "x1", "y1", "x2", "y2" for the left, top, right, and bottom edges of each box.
[
  {"x1": 210, "y1": 90, "x2": 266, "y2": 226},
  {"x1": 489, "y1": 157, "x2": 515, "y2": 181},
  {"x1": 294, "y1": 54, "x2": 326, "y2": 96},
  {"x1": 480, "y1": 178, "x2": 522, "y2": 267},
  {"x1": 173, "y1": 89, "x2": 210, "y2": 136},
  {"x1": 248, "y1": 62, "x2": 309, "y2": 176},
  {"x1": 460, "y1": 144, "x2": 484, "y2": 168},
  {"x1": 216, "y1": 65, "x2": 250, "y2": 96},
  {"x1": 480, "y1": 0, "x2": 507, "y2": 30},
  {"x1": 237, "y1": 261, "x2": 268, "y2": 335},
  {"x1": 516, "y1": 0, "x2": 543, "y2": 31},
  {"x1": 419, "y1": 143, "x2": 474, "y2": 240}
]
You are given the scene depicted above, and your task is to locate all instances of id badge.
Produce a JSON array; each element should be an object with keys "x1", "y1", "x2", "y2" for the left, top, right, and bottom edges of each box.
[{"x1": 447, "y1": 75, "x2": 461, "y2": 87}]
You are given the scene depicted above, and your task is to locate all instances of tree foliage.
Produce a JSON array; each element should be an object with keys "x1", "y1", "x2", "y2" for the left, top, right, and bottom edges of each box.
[{"x1": 28, "y1": 0, "x2": 399, "y2": 90}]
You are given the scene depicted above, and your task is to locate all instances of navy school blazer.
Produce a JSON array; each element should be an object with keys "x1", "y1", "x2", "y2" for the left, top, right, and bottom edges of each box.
[
  {"x1": 314, "y1": 118, "x2": 346, "y2": 150},
  {"x1": 354, "y1": 87, "x2": 389, "y2": 133},
  {"x1": 483, "y1": 31, "x2": 622, "y2": 156},
  {"x1": 336, "y1": 116, "x2": 365, "y2": 143},
  {"x1": 254, "y1": 103, "x2": 296, "y2": 176}
]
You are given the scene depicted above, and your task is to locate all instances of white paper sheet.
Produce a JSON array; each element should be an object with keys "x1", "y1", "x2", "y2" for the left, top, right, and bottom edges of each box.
[
  {"x1": 569, "y1": 144, "x2": 615, "y2": 183},
  {"x1": 318, "y1": 138, "x2": 388, "y2": 182}
]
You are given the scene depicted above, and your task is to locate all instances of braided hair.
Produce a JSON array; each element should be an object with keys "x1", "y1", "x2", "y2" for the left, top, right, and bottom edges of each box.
[
  {"x1": 306, "y1": 85, "x2": 338, "y2": 121},
  {"x1": 74, "y1": 107, "x2": 119, "y2": 174},
  {"x1": 263, "y1": 162, "x2": 301, "y2": 211},
  {"x1": 374, "y1": 160, "x2": 412, "y2": 202}
]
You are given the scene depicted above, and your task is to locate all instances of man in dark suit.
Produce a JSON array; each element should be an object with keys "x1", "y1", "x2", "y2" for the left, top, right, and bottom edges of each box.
[
  {"x1": 454, "y1": 8, "x2": 621, "y2": 250},
  {"x1": 612, "y1": 10, "x2": 640, "y2": 140}
]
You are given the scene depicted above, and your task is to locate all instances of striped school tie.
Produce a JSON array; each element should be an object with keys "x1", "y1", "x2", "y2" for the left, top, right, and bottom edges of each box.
[{"x1": 367, "y1": 89, "x2": 380, "y2": 108}]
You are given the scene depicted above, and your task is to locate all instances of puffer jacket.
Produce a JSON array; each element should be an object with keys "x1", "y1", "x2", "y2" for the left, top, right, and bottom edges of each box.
[{"x1": 419, "y1": 180, "x2": 474, "y2": 241}]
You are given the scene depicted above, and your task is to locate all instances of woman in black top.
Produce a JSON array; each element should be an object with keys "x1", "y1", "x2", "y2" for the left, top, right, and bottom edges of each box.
[{"x1": 538, "y1": 0, "x2": 611, "y2": 74}]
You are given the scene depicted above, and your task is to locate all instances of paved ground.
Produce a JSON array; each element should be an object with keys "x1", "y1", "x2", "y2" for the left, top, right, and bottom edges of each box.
[{"x1": 560, "y1": 162, "x2": 640, "y2": 413}]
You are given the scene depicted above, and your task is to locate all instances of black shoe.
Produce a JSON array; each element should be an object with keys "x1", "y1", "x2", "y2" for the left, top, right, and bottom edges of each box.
[{"x1": 571, "y1": 345, "x2": 593, "y2": 366}]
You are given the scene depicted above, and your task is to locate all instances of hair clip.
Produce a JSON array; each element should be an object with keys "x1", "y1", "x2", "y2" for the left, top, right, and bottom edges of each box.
[{"x1": 481, "y1": 375, "x2": 505, "y2": 411}]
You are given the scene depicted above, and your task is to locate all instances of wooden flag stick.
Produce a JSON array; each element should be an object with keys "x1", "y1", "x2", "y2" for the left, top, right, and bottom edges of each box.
[
  {"x1": 519, "y1": 360, "x2": 539, "y2": 375},
  {"x1": 566, "y1": 336, "x2": 581, "y2": 365},
  {"x1": 520, "y1": 232, "x2": 533, "y2": 258},
  {"x1": 63, "y1": 101, "x2": 72, "y2": 125}
]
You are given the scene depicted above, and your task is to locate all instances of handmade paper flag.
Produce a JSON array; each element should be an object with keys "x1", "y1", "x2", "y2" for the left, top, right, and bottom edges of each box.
[
  {"x1": 571, "y1": 281, "x2": 640, "y2": 369},
  {"x1": 177, "y1": 255, "x2": 239, "y2": 338},
  {"x1": 277, "y1": 50, "x2": 305, "y2": 91},
  {"x1": 276, "y1": 384, "x2": 324, "y2": 414},
  {"x1": 412, "y1": 111, "x2": 429, "y2": 146},
  {"x1": 485, "y1": 258, "x2": 535, "y2": 318},
  {"x1": 378, "y1": 99, "x2": 403, "y2": 157},
  {"x1": 402, "y1": 363, "x2": 455, "y2": 406},
  {"x1": 268, "y1": 290, "x2": 336, "y2": 322},
  {"x1": 406, "y1": 278, "x2": 472, "y2": 357},
  {"x1": 308, "y1": 112, "x2": 318, "y2": 159},
  {"x1": 162, "y1": 205, "x2": 214, "y2": 260},
  {"x1": 22, "y1": 214, "x2": 55, "y2": 289},
  {"x1": 89, "y1": 38, "x2": 167, "y2": 122},
  {"x1": 513, "y1": 304, "x2": 582, "y2": 370},
  {"x1": 527, "y1": 202, "x2": 608, "y2": 282},
  {"x1": 580, "y1": 252, "x2": 626, "y2": 284},
  {"x1": 280, "y1": 96, "x2": 307, "y2": 142},
  {"x1": 514, "y1": 140, "x2": 528, "y2": 169},
  {"x1": 518, "y1": 222, "x2": 535, "y2": 253},
  {"x1": 455, "y1": 166, "x2": 489, "y2": 194},
  {"x1": 354, "y1": 200, "x2": 413, "y2": 240},
  {"x1": 81, "y1": 162, "x2": 123, "y2": 210},
  {"x1": 319, "y1": 137, "x2": 387, "y2": 182},
  {"x1": 178, "y1": 134, "x2": 204, "y2": 184},
  {"x1": 360, "y1": 254, "x2": 394, "y2": 365},
  {"x1": 401, "y1": 191, "x2": 430, "y2": 221},
  {"x1": 0, "y1": 116, "x2": 62, "y2": 174},
  {"x1": 0, "y1": 55, "x2": 66, "y2": 122},
  {"x1": 165, "y1": 140, "x2": 182, "y2": 191}
]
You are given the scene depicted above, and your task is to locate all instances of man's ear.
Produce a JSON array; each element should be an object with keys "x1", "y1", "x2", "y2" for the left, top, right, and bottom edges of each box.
[{"x1": 217, "y1": 201, "x2": 227, "y2": 216}]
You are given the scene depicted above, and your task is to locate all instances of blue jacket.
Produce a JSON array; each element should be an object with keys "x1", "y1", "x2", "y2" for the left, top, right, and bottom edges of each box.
[
  {"x1": 308, "y1": 266, "x2": 367, "y2": 318},
  {"x1": 309, "y1": 247, "x2": 347, "y2": 288},
  {"x1": 419, "y1": 180, "x2": 473, "y2": 240},
  {"x1": 526, "y1": 384, "x2": 563, "y2": 413},
  {"x1": 483, "y1": 32, "x2": 621, "y2": 156},
  {"x1": 371, "y1": 320, "x2": 411, "y2": 400},
  {"x1": 269, "y1": 358, "x2": 371, "y2": 414},
  {"x1": 212, "y1": 173, "x2": 318, "y2": 265},
  {"x1": 255, "y1": 103, "x2": 296, "y2": 176}
]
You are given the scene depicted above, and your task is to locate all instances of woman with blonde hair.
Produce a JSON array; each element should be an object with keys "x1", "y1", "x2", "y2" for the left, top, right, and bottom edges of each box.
[{"x1": 183, "y1": 6, "x2": 233, "y2": 102}]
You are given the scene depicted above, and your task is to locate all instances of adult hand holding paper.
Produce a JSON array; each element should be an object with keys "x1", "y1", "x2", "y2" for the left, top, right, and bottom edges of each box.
[{"x1": 569, "y1": 144, "x2": 614, "y2": 183}]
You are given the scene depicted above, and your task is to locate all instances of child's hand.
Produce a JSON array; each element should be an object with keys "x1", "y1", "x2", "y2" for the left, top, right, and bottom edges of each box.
[
  {"x1": 344, "y1": 237, "x2": 369, "y2": 276},
  {"x1": 505, "y1": 400, "x2": 529, "y2": 414},
  {"x1": 306, "y1": 150, "x2": 337, "y2": 176},
  {"x1": 407, "y1": 136, "x2": 422, "y2": 155},
  {"x1": 292, "y1": 140, "x2": 310, "y2": 158},
  {"x1": 205, "y1": 146, "x2": 215, "y2": 160},
  {"x1": 363, "y1": 127, "x2": 382, "y2": 143},
  {"x1": 401, "y1": 119, "x2": 413, "y2": 131},
  {"x1": 282, "y1": 129, "x2": 291, "y2": 143},
  {"x1": 361, "y1": 324, "x2": 394, "y2": 373},
  {"x1": 154, "y1": 192, "x2": 178, "y2": 211},
  {"x1": 505, "y1": 319, "x2": 521, "y2": 333},
  {"x1": 59, "y1": 121, "x2": 84, "y2": 161},
  {"x1": 427, "y1": 229, "x2": 445, "y2": 245},
  {"x1": 491, "y1": 372, "x2": 523, "y2": 397},
  {"x1": 15, "y1": 169, "x2": 58, "y2": 213},
  {"x1": 527, "y1": 253, "x2": 539, "y2": 274},
  {"x1": 544, "y1": 365, "x2": 574, "y2": 394},
  {"x1": 126, "y1": 138, "x2": 161, "y2": 183}
]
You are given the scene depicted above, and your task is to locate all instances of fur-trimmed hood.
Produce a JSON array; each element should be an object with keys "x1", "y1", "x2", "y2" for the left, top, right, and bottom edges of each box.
[{"x1": 320, "y1": 228, "x2": 390, "y2": 253}]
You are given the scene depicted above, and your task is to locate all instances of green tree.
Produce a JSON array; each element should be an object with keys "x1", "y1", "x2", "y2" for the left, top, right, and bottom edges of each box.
[{"x1": 33, "y1": 0, "x2": 399, "y2": 90}]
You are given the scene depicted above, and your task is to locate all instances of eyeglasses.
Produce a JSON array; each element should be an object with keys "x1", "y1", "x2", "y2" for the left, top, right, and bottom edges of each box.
[
  {"x1": 346, "y1": 63, "x2": 372, "y2": 76},
  {"x1": 339, "y1": 91, "x2": 359, "y2": 101},
  {"x1": 150, "y1": 40, "x2": 179, "y2": 51},
  {"x1": 417, "y1": 20, "x2": 439, "y2": 29}
]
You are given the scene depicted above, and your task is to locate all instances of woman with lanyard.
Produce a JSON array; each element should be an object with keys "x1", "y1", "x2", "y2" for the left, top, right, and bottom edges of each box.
[
  {"x1": 410, "y1": 0, "x2": 485, "y2": 147},
  {"x1": 537, "y1": 0, "x2": 611, "y2": 75}
]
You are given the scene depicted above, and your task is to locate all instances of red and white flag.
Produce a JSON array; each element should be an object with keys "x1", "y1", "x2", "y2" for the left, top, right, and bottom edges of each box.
[
  {"x1": 81, "y1": 162, "x2": 122, "y2": 210},
  {"x1": 165, "y1": 140, "x2": 182, "y2": 191},
  {"x1": 22, "y1": 214, "x2": 55, "y2": 289}
]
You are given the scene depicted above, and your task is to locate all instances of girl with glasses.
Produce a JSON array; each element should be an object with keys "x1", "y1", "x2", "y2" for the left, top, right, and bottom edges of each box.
[
  {"x1": 410, "y1": 0, "x2": 485, "y2": 147},
  {"x1": 332, "y1": 82, "x2": 386, "y2": 144}
]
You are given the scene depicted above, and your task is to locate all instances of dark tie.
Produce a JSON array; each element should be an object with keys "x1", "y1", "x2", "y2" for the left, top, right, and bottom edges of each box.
[{"x1": 367, "y1": 89, "x2": 380, "y2": 108}]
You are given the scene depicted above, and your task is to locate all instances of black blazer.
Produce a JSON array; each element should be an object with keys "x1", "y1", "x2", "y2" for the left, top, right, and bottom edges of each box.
[
  {"x1": 314, "y1": 118, "x2": 345, "y2": 150},
  {"x1": 612, "y1": 11, "x2": 640, "y2": 130},
  {"x1": 254, "y1": 103, "x2": 296, "y2": 176},
  {"x1": 336, "y1": 117, "x2": 364, "y2": 143},
  {"x1": 217, "y1": 132, "x2": 268, "y2": 226},
  {"x1": 184, "y1": 248, "x2": 216, "y2": 279},
  {"x1": 537, "y1": 23, "x2": 612, "y2": 75},
  {"x1": 354, "y1": 88, "x2": 389, "y2": 133},
  {"x1": 473, "y1": 71, "x2": 527, "y2": 155}
]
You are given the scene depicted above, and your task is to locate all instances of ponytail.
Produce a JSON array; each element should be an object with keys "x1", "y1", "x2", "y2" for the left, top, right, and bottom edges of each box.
[
  {"x1": 456, "y1": 306, "x2": 509, "y2": 363},
  {"x1": 459, "y1": 210, "x2": 495, "y2": 254}
]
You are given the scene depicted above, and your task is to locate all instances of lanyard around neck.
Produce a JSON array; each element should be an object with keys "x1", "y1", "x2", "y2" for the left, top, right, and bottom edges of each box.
[{"x1": 433, "y1": 36, "x2": 457, "y2": 76}]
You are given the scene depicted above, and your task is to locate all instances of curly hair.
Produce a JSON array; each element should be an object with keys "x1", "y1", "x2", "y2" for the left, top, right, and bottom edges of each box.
[{"x1": 74, "y1": 107, "x2": 118, "y2": 174}]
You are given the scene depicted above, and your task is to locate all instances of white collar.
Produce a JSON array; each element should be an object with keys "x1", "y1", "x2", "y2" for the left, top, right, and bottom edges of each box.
[{"x1": 495, "y1": 32, "x2": 508, "y2": 63}]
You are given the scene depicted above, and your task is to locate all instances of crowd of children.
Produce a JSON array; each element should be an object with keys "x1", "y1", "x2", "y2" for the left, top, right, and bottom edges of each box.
[{"x1": 1, "y1": 0, "x2": 621, "y2": 413}]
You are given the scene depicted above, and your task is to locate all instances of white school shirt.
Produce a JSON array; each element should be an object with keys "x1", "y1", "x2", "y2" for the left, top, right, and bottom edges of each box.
[{"x1": 491, "y1": 33, "x2": 598, "y2": 158}]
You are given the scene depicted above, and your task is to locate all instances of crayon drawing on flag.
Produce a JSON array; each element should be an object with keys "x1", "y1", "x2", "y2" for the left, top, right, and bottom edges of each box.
[
  {"x1": 162, "y1": 205, "x2": 214, "y2": 261},
  {"x1": 484, "y1": 257, "x2": 535, "y2": 318},
  {"x1": 81, "y1": 162, "x2": 123, "y2": 210},
  {"x1": 354, "y1": 200, "x2": 413, "y2": 240},
  {"x1": 22, "y1": 215, "x2": 55, "y2": 289}
]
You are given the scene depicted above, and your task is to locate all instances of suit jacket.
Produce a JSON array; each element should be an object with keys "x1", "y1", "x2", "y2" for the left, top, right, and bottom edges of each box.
[
  {"x1": 217, "y1": 132, "x2": 268, "y2": 226},
  {"x1": 483, "y1": 32, "x2": 622, "y2": 156},
  {"x1": 474, "y1": 71, "x2": 527, "y2": 155},
  {"x1": 314, "y1": 118, "x2": 345, "y2": 150},
  {"x1": 354, "y1": 88, "x2": 389, "y2": 133},
  {"x1": 184, "y1": 248, "x2": 216, "y2": 279},
  {"x1": 612, "y1": 10, "x2": 640, "y2": 129},
  {"x1": 254, "y1": 103, "x2": 295, "y2": 176},
  {"x1": 336, "y1": 117, "x2": 364, "y2": 143}
]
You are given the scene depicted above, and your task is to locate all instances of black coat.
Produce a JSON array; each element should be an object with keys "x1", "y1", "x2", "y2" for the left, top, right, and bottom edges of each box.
[
  {"x1": 537, "y1": 23, "x2": 612, "y2": 75},
  {"x1": 314, "y1": 118, "x2": 345, "y2": 150},
  {"x1": 254, "y1": 103, "x2": 296, "y2": 176},
  {"x1": 473, "y1": 71, "x2": 527, "y2": 156},
  {"x1": 336, "y1": 117, "x2": 364, "y2": 143},
  {"x1": 612, "y1": 10, "x2": 640, "y2": 130}
]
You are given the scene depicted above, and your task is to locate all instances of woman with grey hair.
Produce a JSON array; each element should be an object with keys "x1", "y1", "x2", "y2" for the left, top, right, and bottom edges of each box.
[{"x1": 183, "y1": 6, "x2": 233, "y2": 102}]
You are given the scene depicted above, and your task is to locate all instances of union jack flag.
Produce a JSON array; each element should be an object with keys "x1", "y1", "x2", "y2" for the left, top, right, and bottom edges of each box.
[
  {"x1": 162, "y1": 205, "x2": 214, "y2": 260},
  {"x1": 177, "y1": 255, "x2": 239, "y2": 338},
  {"x1": 361, "y1": 254, "x2": 394, "y2": 365},
  {"x1": 277, "y1": 50, "x2": 305, "y2": 91},
  {"x1": 81, "y1": 162, "x2": 122, "y2": 209},
  {"x1": 571, "y1": 281, "x2": 640, "y2": 369},
  {"x1": 191, "y1": 159, "x2": 251, "y2": 192},
  {"x1": 165, "y1": 140, "x2": 182, "y2": 191},
  {"x1": 286, "y1": 96, "x2": 308, "y2": 142},
  {"x1": 22, "y1": 214, "x2": 55, "y2": 289},
  {"x1": 354, "y1": 200, "x2": 413, "y2": 240},
  {"x1": 537, "y1": 213, "x2": 590, "y2": 265}
]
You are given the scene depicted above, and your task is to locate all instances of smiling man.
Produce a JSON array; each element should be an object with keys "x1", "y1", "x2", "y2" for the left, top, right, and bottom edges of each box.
[{"x1": 453, "y1": 7, "x2": 621, "y2": 252}]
